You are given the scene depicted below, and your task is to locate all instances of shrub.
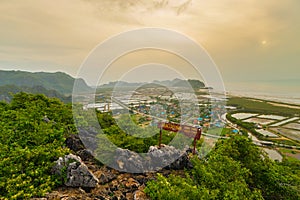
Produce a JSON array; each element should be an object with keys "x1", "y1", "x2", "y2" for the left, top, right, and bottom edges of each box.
[{"x1": 0, "y1": 93, "x2": 70, "y2": 199}]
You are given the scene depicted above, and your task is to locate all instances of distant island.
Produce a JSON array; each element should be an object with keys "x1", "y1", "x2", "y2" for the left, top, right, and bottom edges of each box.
[{"x1": 99, "y1": 78, "x2": 206, "y2": 90}]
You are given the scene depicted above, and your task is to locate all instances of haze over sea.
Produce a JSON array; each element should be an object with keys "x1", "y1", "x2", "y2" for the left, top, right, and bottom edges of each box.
[{"x1": 226, "y1": 79, "x2": 300, "y2": 105}]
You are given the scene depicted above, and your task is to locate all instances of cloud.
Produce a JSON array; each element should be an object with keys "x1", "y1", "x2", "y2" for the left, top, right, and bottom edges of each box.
[{"x1": 0, "y1": 0, "x2": 299, "y2": 83}]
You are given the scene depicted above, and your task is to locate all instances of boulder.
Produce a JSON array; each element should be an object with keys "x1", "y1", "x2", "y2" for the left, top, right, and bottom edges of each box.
[
  {"x1": 114, "y1": 148, "x2": 145, "y2": 172},
  {"x1": 148, "y1": 145, "x2": 192, "y2": 170},
  {"x1": 52, "y1": 154, "x2": 99, "y2": 188},
  {"x1": 113, "y1": 145, "x2": 192, "y2": 172}
]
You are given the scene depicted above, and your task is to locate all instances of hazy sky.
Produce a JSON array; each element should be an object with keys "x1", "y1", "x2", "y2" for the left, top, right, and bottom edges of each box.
[{"x1": 0, "y1": 0, "x2": 299, "y2": 93}]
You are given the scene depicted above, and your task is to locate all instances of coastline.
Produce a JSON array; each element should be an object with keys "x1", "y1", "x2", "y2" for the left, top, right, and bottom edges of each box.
[{"x1": 227, "y1": 91, "x2": 300, "y2": 106}]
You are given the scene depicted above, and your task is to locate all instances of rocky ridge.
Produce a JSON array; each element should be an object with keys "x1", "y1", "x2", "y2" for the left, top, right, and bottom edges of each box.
[{"x1": 32, "y1": 135, "x2": 193, "y2": 200}]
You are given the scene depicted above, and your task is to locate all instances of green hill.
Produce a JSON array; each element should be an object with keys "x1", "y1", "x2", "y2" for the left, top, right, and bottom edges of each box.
[
  {"x1": 0, "y1": 84, "x2": 71, "y2": 103},
  {"x1": 0, "y1": 70, "x2": 91, "y2": 95}
]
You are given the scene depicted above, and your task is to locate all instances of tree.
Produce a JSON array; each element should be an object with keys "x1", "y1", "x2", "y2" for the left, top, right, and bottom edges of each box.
[
  {"x1": 215, "y1": 136, "x2": 300, "y2": 199},
  {"x1": 145, "y1": 135, "x2": 300, "y2": 200}
]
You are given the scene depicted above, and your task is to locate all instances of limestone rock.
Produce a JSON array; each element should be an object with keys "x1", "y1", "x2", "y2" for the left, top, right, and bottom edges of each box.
[
  {"x1": 53, "y1": 154, "x2": 99, "y2": 188},
  {"x1": 148, "y1": 145, "x2": 192, "y2": 170},
  {"x1": 114, "y1": 148, "x2": 145, "y2": 172},
  {"x1": 113, "y1": 145, "x2": 192, "y2": 172}
]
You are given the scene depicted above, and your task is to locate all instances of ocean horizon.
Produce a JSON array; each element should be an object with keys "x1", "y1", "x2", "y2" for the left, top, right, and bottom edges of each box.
[{"x1": 226, "y1": 79, "x2": 300, "y2": 105}]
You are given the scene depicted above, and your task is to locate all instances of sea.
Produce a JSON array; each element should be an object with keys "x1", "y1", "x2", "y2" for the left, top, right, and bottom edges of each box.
[{"x1": 225, "y1": 80, "x2": 300, "y2": 105}]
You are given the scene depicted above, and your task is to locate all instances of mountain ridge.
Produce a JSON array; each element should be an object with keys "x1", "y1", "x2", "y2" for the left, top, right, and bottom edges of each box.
[
  {"x1": 0, "y1": 70, "x2": 91, "y2": 95},
  {"x1": 99, "y1": 79, "x2": 206, "y2": 90}
]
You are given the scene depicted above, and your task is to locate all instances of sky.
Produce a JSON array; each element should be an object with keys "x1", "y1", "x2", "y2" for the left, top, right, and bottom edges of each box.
[{"x1": 0, "y1": 0, "x2": 299, "y2": 97}]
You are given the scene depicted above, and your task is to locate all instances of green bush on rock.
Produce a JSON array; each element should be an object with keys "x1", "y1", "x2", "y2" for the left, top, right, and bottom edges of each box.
[
  {"x1": 0, "y1": 93, "x2": 70, "y2": 199},
  {"x1": 145, "y1": 135, "x2": 300, "y2": 200}
]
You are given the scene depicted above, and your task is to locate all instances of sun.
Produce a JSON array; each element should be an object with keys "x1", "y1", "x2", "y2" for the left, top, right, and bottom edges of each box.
[{"x1": 261, "y1": 40, "x2": 267, "y2": 45}]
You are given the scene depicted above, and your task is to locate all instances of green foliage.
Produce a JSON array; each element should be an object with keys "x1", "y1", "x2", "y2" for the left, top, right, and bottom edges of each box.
[
  {"x1": 95, "y1": 113, "x2": 176, "y2": 153},
  {"x1": 145, "y1": 135, "x2": 300, "y2": 200},
  {"x1": 0, "y1": 93, "x2": 70, "y2": 199},
  {"x1": 214, "y1": 136, "x2": 300, "y2": 199},
  {"x1": 96, "y1": 111, "x2": 116, "y2": 129},
  {"x1": 144, "y1": 173, "x2": 205, "y2": 200},
  {"x1": 3, "y1": 92, "x2": 297, "y2": 199}
]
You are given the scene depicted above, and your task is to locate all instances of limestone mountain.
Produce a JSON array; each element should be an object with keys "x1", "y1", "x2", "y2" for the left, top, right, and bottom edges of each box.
[{"x1": 0, "y1": 70, "x2": 91, "y2": 95}]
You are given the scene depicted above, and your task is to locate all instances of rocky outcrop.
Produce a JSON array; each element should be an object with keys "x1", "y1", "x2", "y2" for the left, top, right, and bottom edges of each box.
[
  {"x1": 114, "y1": 148, "x2": 145, "y2": 173},
  {"x1": 91, "y1": 173, "x2": 151, "y2": 200},
  {"x1": 45, "y1": 172, "x2": 152, "y2": 200},
  {"x1": 148, "y1": 145, "x2": 193, "y2": 170},
  {"x1": 47, "y1": 161, "x2": 186, "y2": 200},
  {"x1": 47, "y1": 145, "x2": 193, "y2": 199},
  {"x1": 52, "y1": 154, "x2": 99, "y2": 188},
  {"x1": 113, "y1": 145, "x2": 192, "y2": 172}
]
